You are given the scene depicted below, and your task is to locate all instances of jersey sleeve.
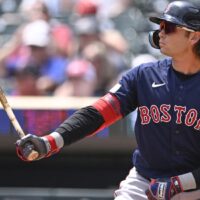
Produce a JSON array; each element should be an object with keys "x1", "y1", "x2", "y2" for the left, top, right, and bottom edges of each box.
[{"x1": 109, "y1": 67, "x2": 139, "y2": 117}]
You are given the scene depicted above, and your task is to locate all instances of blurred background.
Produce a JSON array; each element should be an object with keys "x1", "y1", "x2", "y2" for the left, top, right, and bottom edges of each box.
[{"x1": 0, "y1": 0, "x2": 197, "y2": 199}]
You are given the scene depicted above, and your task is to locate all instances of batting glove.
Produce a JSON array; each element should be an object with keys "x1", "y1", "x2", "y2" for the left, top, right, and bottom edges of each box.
[
  {"x1": 145, "y1": 177, "x2": 183, "y2": 200},
  {"x1": 16, "y1": 132, "x2": 64, "y2": 161}
]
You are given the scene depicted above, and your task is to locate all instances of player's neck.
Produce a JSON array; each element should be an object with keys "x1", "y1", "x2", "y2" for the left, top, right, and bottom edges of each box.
[{"x1": 172, "y1": 55, "x2": 200, "y2": 75}]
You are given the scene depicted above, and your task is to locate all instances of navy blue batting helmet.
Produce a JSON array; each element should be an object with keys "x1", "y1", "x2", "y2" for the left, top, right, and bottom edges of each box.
[
  {"x1": 149, "y1": 1, "x2": 200, "y2": 49},
  {"x1": 150, "y1": 1, "x2": 200, "y2": 31}
]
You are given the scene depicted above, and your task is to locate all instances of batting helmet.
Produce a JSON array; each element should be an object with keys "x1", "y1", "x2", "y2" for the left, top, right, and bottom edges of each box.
[{"x1": 149, "y1": 1, "x2": 200, "y2": 49}]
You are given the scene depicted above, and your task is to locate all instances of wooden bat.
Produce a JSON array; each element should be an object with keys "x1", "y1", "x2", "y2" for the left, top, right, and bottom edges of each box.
[{"x1": 0, "y1": 87, "x2": 39, "y2": 160}]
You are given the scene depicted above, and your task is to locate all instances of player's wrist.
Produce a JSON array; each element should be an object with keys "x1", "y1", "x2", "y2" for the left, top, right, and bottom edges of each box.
[
  {"x1": 42, "y1": 132, "x2": 64, "y2": 156},
  {"x1": 178, "y1": 172, "x2": 196, "y2": 191}
]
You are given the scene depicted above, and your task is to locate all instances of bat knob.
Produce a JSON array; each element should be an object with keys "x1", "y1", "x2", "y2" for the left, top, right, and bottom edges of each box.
[{"x1": 23, "y1": 143, "x2": 39, "y2": 161}]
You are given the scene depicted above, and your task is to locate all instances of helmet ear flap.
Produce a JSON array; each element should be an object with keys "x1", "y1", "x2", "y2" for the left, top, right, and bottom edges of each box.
[{"x1": 149, "y1": 30, "x2": 160, "y2": 49}]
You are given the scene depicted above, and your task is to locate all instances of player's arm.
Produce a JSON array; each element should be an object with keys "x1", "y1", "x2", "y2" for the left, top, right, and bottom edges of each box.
[
  {"x1": 146, "y1": 169, "x2": 200, "y2": 200},
  {"x1": 16, "y1": 93, "x2": 122, "y2": 161}
]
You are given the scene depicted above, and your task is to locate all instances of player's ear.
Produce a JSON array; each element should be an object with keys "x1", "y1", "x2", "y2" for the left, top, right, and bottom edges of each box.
[{"x1": 190, "y1": 32, "x2": 200, "y2": 45}]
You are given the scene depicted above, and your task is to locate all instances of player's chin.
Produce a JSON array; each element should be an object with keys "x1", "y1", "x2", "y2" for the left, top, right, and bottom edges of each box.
[{"x1": 160, "y1": 48, "x2": 170, "y2": 56}]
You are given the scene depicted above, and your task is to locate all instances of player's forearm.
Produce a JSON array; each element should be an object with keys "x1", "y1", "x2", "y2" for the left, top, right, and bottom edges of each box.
[
  {"x1": 54, "y1": 93, "x2": 122, "y2": 146},
  {"x1": 55, "y1": 106, "x2": 105, "y2": 145}
]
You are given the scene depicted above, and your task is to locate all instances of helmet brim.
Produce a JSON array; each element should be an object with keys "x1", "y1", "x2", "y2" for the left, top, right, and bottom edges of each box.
[
  {"x1": 149, "y1": 14, "x2": 183, "y2": 26},
  {"x1": 149, "y1": 15, "x2": 162, "y2": 24}
]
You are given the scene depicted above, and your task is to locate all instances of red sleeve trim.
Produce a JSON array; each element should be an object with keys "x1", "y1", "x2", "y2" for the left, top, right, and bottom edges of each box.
[
  {"x1": 92, "y1": 93, "x2": 122, "y2": 129},
  {"x1": 44, "y1": 135, "x2": 60, "y2": 157}
]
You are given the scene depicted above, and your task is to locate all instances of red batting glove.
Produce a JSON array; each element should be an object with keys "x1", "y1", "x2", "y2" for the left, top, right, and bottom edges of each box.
[{"x1": 16, "y1": 132, "x2": 64, "y2": 161}]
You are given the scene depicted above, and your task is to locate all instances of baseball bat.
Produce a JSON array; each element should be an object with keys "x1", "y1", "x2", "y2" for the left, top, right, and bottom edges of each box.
[{"x1": 0, "y1": 87, "x2": 39, "y2": 160}]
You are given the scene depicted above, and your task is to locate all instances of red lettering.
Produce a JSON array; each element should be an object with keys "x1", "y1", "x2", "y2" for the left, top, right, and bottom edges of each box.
[
  {"x1": 174, "y1": 105, "x2": 186, "y2": 124},
  {"x1": 194, "y1": 119, "x2": 200, "y2": 130},
  {"x1": 185, "y1": 109, "x2": 197, "y2": 126},
  {"x1": 150, "y1": 105, "x2": 160, "y2": 123},
  {"x1": 160, "y1": 104, "x2": 171, "y2": 122},
  {"x1": 139, "y1": 106, "x2": 151, "y2": 125}
]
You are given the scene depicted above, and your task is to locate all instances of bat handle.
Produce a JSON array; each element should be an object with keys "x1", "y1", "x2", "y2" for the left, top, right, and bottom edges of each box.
[{"x1": 23, "y1": 143, "x2": 39, "y2": 161}]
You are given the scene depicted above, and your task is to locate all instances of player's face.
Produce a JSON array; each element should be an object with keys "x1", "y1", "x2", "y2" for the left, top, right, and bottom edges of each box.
[{"x1": 158, "y1": 21, "x2": 194, "y2": 57}]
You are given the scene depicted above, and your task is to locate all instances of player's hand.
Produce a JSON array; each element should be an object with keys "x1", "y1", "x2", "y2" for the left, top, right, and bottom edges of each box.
[
  {"x1": 146, "y1": 177, "x2": 183, "y2": 200},
  {"x1": 16, "y1": 133, "x2": 63, "y2": 161}
]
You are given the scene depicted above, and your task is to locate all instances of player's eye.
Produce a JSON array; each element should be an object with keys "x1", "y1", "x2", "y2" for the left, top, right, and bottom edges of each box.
[{"x1": 160, "y1": 21, "x2": 177, "y2": 34}]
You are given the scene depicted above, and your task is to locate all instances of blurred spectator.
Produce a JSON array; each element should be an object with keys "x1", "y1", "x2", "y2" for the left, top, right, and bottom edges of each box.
[
  {"x1": 100, "y1": 29, "x2": 129, "y2": 73},
  {"x1": 3, "y1": 0, "x2": 53, "y2": 62},
  {"x1": 70, "y1": 0, "x2": 102, "y2": 57},
  {"x1": 74, "y1": 0, "x2": 98, "y2": 16},
  {"x1": 12, "y1": 66, "x2": 42, "y2": 96},
  {"x1": 19, "y1": 0, "x2": 51, "y2": 22},
  {"x1": 101, "y1": 29, "x2": 128, "y2": 54},
  {"x1": 54, "y1": 59, "x2": 97, "y2": 97},
  {"x1": 107, "y1": 0, "x2": 151, "y2": 56},
  {"x1": 73, "y1": 15, "x2": 100, "y2": 55},
  {"x1": 0, "y1": 0, "x2": 73, "y2": 69},
  {"x1": 20, "y1": 19, "x2": 68, "y2": 95},
  {"x1": 95, "y1": 0, "x2": 130, "y2": 19},
  {"x1": 2, "y1": 19, "x2": 68, "y2": 95},
  {"x1": 22, "y1": 19, "x2": 50, "y2": 47},
  {"x1": 51, "y1": 24, "x2": 75, "y2": 58},
  {"x1": 19, "y1": 0, "x2": 75, "y2": 58},
  {"x1": 82, "y1": 41, "x2": 119, "y2": 96},
  {"x1": 72, "y1": 0, "x2": 129, "y2": 84}
]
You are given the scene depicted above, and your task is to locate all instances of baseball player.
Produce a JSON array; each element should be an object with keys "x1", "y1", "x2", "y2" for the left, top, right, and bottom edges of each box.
[{"x1": 16, "y1": 1, "x2": 200, "y2": 199}]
